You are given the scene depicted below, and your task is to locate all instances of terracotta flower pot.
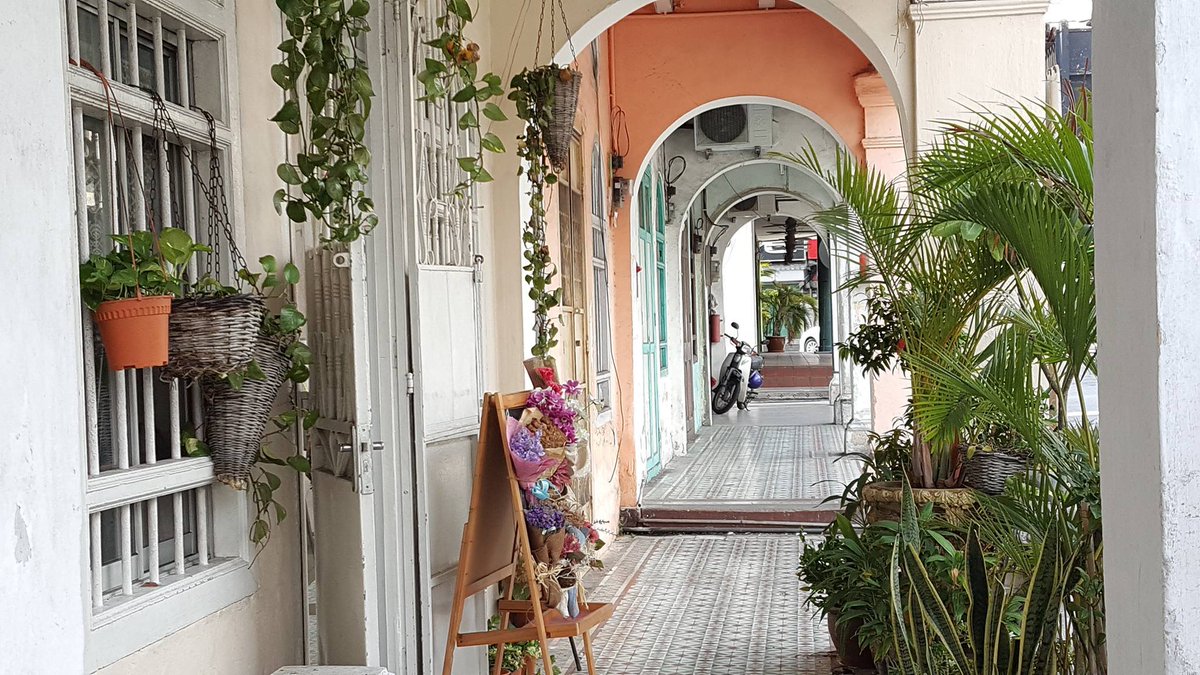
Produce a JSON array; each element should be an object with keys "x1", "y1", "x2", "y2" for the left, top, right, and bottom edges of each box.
[
  {"x1": 94, "y1": 296, "x2": 173, "y2": 371},
  {"x1": 861, "y1": 481, "x2": 976, "y2": 526},
  {"x1": 766, "y1": 336, "x2": 787, "y2": 353},
  {"x1": 827, "y1": 611, "x2": 875, "y2": 669}
]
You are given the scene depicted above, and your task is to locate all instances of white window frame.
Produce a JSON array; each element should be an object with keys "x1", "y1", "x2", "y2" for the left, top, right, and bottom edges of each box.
[
  {"x1": 590, "y1": 141, "x2": 614, "y2": 423},
  {"x1": 65, "y1": 1, "x2": 255, "y2": 670}
]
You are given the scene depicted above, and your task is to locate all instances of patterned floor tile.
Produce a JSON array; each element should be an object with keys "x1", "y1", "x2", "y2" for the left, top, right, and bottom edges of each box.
[
  {"x1": 643, "y1": 419, "x2": 861, "y2": 506},
  {"x1": 552, "y1": 535, "x2": 837, "y2": 675}
]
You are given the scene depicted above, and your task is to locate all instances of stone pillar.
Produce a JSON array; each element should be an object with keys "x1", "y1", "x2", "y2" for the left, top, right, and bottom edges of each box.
[
  {"x1": 1094, "y1": 1, "x2": 1200, "y2": 671},
  {"x1": 909, "y1": 0, "x2": 1050, "y2": 144},
  {"x1": 0, "y1": 3, "x2": 89, "y2": 671}
]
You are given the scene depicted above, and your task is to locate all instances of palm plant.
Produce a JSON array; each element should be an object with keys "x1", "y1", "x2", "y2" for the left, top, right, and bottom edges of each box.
[
  {"x1": 759, "y1": 282, "x2": 818, "y2": 339},
  {"x1": 888, "y1": 96, "x2": 1104, "y2": 672},
  {"x1": 776, "y1": 95, "x2": 1095, "y2": 491}
]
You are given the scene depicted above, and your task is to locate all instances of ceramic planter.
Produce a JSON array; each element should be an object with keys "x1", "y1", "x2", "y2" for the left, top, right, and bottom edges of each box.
[
  {"x1": 862, "y1": 481, "x2": 976, "y2": 526},
  {"x1": 94, "y1": 296, "x2": 173, "y2": 371},
  {"x1": 766, "y1": 336, "x2": 787, "y2": 353}
]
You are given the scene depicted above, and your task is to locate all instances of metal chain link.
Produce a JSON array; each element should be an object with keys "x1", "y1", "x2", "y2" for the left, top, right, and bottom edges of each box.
[{"x1": 148, "y1": 93, "x2": 247, "y2": 285}]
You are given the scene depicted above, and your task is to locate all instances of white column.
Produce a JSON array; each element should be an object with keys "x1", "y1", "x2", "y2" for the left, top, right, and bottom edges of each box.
[
  {"x1": 1095, "y1": 1, "x2": 1200, "y2": 671},
  {"x1": 909, "y1": 0, "x2": 1050, "y2": 145},
  {"x1": 0, "y1": 3, "x2": 89, "y2": 672}
]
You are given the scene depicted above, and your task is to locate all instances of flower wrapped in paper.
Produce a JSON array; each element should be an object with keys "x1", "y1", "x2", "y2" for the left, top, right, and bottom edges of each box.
[{"x1": 506, "y1": 418, "x2": 560, "y2": 488}]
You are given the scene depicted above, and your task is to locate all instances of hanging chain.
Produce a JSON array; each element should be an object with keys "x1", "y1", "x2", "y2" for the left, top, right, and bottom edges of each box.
[
  {"x1": 148, "y1": 93, "x2": 248, "y2": 286},
  {"x1": 556, "y1": 0, "x2": 577, "y2": 64}
]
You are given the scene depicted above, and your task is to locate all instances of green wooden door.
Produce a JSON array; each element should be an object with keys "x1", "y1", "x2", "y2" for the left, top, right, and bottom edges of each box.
[{"x1": 638, "y1": 173, "x2": 662, "y2": 480}]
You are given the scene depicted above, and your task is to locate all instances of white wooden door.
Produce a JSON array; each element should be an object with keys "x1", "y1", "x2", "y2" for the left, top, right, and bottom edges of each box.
[
  {"x1": 404, "y1": 2, "x2": 489, "y2": 673},
  {"x1": 302, "y1": 2, "x2": 421, "y2": 670},
  {"x1": 306, "y1": 243, "x2": 384, "y2": 667}
]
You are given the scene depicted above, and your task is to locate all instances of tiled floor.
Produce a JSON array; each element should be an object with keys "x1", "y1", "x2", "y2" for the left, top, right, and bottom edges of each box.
[
  {"x1": 644, "y1": 405, "x2": 860, "y2": 508},
  {"x1": 552, "y1": 534, "x2": 837, "y2": 674}
]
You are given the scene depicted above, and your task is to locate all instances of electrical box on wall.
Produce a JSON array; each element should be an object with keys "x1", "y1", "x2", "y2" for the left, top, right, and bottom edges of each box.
[{"x1": 710, "y1": 259, "x2": 721, "y2": 283}]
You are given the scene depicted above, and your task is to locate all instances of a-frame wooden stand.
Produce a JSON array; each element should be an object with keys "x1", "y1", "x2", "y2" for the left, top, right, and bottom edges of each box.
[{"x1": 441, "y1": 392, "x2": 614, "y2": 675}]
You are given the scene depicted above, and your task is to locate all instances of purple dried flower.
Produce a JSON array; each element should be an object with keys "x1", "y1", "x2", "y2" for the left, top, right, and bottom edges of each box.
[
  {"x1": 509, "y1": 424, "x2": 545, "y2": 462},
  {"x1": 525, "y1": 505, "x2": 566, "y2": 532},
  {"x1": 529, "y1": 387, "x2": 579, "y2": 445},
  {"x1": 563, "y1": 380, "x2": 583, "y2": 397}
]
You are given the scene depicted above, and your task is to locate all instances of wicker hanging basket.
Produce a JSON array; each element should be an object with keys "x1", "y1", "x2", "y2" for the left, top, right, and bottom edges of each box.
[
  {"x1": 963, "y1": 450, "x2": 1029, "y2": 496},
  {"x1": 202, "y1": 335, "x2": 290, "y2": 488},
  {"x1": 544, "y1": 69, "x2": 581, "y2": 172},
  {"x1": 164, "y1": 294, "x2": 264, "y2": 380}
]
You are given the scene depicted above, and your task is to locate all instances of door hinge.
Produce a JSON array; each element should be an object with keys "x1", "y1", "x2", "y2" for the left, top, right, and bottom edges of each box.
[{"x1": 406, "y1": 371, "x2": 415, "y2": 395}]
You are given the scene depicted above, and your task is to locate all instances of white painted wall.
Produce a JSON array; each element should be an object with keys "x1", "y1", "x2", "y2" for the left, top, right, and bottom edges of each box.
[
  {"x1": 0, "y1": 3, "x2": 89, "y2": 672},
  {"x1": 1094, "y1": 0, "x2": 1200, "y2": 671},
  {"x1": 911, "y1": 0, "x2": 1051, "y2": 144},
  {"x1": 711, "y1": 220, "x2": 759, "y2": 378}
]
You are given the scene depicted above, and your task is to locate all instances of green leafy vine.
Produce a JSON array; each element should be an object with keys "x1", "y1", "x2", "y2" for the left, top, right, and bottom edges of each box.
[
  {"x1": 510, "y1": 65, "x2": 569, "y2": 358},
  {"x1": 415, "y1": 0, "x2": 509, "y2": 195},
  {"x1": 271, "y1": 0, "x2": 377, "y2": 244}
]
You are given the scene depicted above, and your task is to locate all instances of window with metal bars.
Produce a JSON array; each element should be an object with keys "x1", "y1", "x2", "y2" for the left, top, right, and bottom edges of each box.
[
  {"x1": 559, "y1": 139, "x2": 587, "y2": 310},
  {"x1": 66, "y1": 0, "x2": 248, "y2": 639},
  {"x1": 590, "y1": 143, "x2": 613, "y2": 412}
]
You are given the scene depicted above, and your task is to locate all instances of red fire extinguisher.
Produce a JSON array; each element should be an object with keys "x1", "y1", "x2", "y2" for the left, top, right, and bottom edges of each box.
[{"x1": 709, "y1": 313, "x2": 722, "y2": 343}]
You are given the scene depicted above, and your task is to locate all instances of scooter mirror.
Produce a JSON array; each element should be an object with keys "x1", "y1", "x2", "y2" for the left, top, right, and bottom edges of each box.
[{"x1": 730, "y1": 321, "x2": 740, "y2": 330}]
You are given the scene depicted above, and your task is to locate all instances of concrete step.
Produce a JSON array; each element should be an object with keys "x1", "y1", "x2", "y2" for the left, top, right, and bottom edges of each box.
[
  {"x1": 756, "y1": 387, "x2": 828, "y2": 401},
  {"x1": 621, "y1": 504, "x2": 838, "y2": 534}
]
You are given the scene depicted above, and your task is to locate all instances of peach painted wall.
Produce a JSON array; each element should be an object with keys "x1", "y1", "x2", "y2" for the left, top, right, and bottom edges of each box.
[{"x1": 606, "y1": 8, "x2": 875, "y2": 506}]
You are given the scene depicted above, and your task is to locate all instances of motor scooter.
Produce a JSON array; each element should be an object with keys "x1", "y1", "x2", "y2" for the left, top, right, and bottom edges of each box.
[{"x1": 711, "y1": 322, "x2": 765, "y2": 414}]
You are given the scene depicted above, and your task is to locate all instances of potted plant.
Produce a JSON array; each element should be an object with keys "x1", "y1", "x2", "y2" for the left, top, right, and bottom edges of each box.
[
  {"x1": 961, "y1": 420, "x2": 1032, "y2": 495},
  {"x1": 797, "y1": 521, "x2": 882, "y2": 669},
  {"x1": 79, "y1": 228, "x2": 208, "y2": 371},
  {"x1": 201, "y1": 255, "x2": 312, "y2": 489},
  {"x1": 487, "y1": 616, "x2": 560, "y2": 674},
  {"x1": 759, "y1": 282, "x2": 817, "y2": 353}
]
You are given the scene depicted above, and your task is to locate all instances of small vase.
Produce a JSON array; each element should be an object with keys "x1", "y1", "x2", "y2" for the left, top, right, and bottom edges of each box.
[{"x1": 94, "y1": 296, "x2": 173, "y2": 371}]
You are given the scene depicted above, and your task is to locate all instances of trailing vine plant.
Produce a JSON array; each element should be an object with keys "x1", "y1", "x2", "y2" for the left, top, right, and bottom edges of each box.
[
  {"x1": 415, "y1": 0, "x2": 509, "y2": 195},
  {"x1": 510, "y1": 65, "x2": 571, "y2": 358},
  {"x1": 271, "y1": 0, "x2": 377, "y2": 243}
]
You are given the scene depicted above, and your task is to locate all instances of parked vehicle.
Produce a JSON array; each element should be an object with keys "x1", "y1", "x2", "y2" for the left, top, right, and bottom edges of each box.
[{"x1": 712, "y1": 322, "x2": 765, "y2": 414}]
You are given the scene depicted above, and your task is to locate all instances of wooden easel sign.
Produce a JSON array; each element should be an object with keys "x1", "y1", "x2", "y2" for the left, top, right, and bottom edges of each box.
[{"x1": 441, "y1": 392, "x2": 614, "y2": 675}]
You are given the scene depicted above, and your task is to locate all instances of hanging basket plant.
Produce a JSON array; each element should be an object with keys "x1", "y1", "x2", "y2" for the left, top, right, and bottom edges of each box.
[
  {"x1": 199, "y1": 255, "x2": 313, "y2": 491},
  {"x1": 544, "y1": 67, "x2": 581, "y2": 172},
  {"x1": 510, "y1": 65, "x2": 571, "y2": 365},
  {"x1": 80, "y1": 228, "x2": 208, "y2": 371},
  {"x1": 146, "y1": 96, "x2": 267, "y2": 380}
]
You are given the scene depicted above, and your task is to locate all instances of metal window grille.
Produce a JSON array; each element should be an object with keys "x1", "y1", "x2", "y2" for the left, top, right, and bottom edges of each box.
[
  {"x1": 67, "y1": 0, "x2": 240, "y2": 615},
  {"x1": 558, "y1": 139, "x2": 587, "y2": 309},
  {"x1": 589, "y1": 144, "x2": 613, "y2": 411},
  {"x1": 413, "y1": 0, "x2": 480, "y2": 267}
]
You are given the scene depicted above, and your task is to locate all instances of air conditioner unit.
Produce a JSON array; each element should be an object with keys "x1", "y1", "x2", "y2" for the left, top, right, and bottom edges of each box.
[{"x1": 694, "y1": 104, "x2": 774, "y2": 153}]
